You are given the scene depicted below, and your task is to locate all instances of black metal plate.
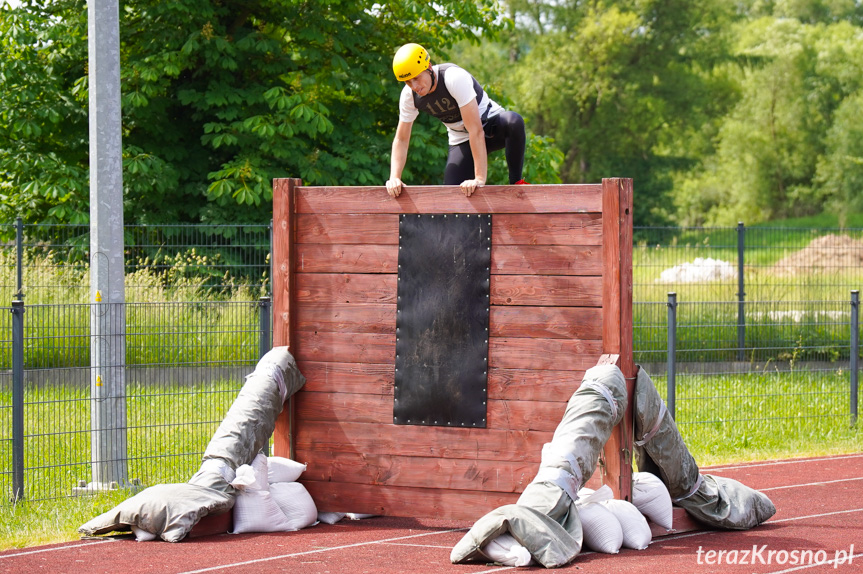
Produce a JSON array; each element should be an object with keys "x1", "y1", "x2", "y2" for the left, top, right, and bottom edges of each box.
[{"x1": 393, "y1": 214, "x2": 491, "y2": 428}]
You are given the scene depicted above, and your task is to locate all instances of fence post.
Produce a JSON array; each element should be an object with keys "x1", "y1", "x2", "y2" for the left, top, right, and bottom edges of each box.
[
  {"x1": 667, "y1": 292, "x2": 677, "y2": 420},
  {"x1": 737, "y1": 222, "x2": 745, "y2": 361},
  {"x1": 11, "y1": 299, "x2": 25, "y2": 501},
  {"x1": 15, "y1": 217, "x2": 24, "y2": 301},
  {"x1": 259, "y1": 296, "x2": 272, "y2": 359},
  {"x1": 852, "y1": 290, "x2": 859, "y2": 426}
]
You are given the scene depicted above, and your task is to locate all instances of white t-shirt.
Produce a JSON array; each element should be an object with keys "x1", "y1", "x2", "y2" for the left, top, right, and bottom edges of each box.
[{"x1": 398, "y1": 64, "x2": 503, "y2": 146}]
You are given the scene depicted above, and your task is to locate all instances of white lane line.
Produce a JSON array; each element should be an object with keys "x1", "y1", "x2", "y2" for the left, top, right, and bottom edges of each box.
[
  {"x1": 769, "y1": 507, "x2": 863, "y2": 523},
  {"x1": 0, "y1": 540, "x2": 112, "y2": 558},
  {"x1": 767, "y1": 552, "x2": 863, "y2": 573},
  {"x1": 707, "y1": 453, "x2": 863, "y2": 472},
  {"x1": 760, "y1": 476, "x2": 863, "y2": 491},
  {"x1": 174, "y1": 528, "x2": 465, "y2": 574}
]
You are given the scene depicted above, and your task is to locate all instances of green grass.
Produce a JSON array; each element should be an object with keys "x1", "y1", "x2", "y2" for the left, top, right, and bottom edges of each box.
[
  {"x1": 2, "y1": 370, "x2": 861, "y2": 550},
  {"x1": 0, "y1": 380, "x2": 243, "y2": 550},
  {"x1": 650, "y1": 369, "x2": 863, "y2": 465}
]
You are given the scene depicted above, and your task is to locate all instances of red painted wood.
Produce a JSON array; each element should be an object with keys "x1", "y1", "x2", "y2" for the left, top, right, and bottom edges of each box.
[
  {"x1": 493, "y1": 213, "x2": 604, "y2": 245},
  {"x1": 296, "y1": 303, "x2": 396, "y2": 334},
  {"x1": 296, "y1": 244, "x2": 398, "y2": 273},
  {"x1": 272, "y1": 178, "x2": 298, "y2": 459},
  {"x1": 297, "y1": 362, "x2": 582, "y2": 403},
  {"x1": 296, "y1": 273, "x2": 397, "y2": 304},
  {"x1": 294, "y1": 332, "x2": 395, "y2": 364},
  {"x1": 271, "y1": 179, "x2": 636, "y2": 519},
  {"x1": 297, "y1": 213, "x2": 399, "y2": 244},
  {"x1": 292, "y1": 184, "x2": 603, "y2": 215},
  {"x1": 489, "y1": 337, "x2": 604, "y2": 371},
  {"x1": 490, "y1": 306, "x2": 602, "y2": 340},
  {"x1": 301, "y1": 451, "x2": 536, "y2": 493},
  {"x1": 293, "y1": 420, "x2": 551, "y2": 462},
  {"x1": 297, "y1": 361, "x2": 395, "y2": 395},
  {"x1": 492, "y1": 245, "x2": 602, "y2": 276},
  {"x1": 487, "y1": 368, "x2": 584, "y2": 401},
  {"x1": 490, "y1": 275, "x2": 603, "y2": 307},
  {"x1": 303, "y1": 480, "x2": 520, "y2": 520},
  {"x1": 295, "y1": 391, "x2": 567, "y2": 432}
]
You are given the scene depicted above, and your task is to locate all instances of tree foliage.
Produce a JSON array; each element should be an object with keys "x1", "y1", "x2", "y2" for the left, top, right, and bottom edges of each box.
[
  {"x1": 3, "y1": 0, "x2": 863, "y2": 226},
  {"x1": 0, "y1": 0, "x2": 510, "y2": 225}
]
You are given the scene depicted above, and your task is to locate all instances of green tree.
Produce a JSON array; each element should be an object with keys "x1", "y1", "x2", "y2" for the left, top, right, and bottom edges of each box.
[
  {"x1": 501, "y1": 0, "x2": 742, "y2": 225},
  {"x1": 672, "y1": 16, "x2": 863, "y2": 225},
  {"x1": 0, "y1": 0, "x2": 513, "y2": 225}
]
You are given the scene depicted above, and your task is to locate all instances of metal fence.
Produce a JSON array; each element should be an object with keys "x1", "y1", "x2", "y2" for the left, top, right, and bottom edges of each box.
[{"x1": 1, "y1": 222, "x2": 861, "y2": 502}]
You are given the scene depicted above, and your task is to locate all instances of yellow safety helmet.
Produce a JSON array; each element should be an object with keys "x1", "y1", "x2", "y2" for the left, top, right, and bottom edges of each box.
[{"x1": 392, "y1": 43, "x2": 430, "y2": 82}]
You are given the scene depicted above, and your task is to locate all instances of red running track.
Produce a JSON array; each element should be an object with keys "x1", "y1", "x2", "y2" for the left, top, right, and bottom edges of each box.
[{"x1": 2, "y1": 454, "x2": 862, "y2": 574}]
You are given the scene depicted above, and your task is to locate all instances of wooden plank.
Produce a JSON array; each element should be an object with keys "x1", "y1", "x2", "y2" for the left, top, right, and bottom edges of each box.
[
  {"x1": 293, "y1": 420, "x2": 551, "y2": 462},
  {"x1": 493, "y1": 213, "x2": 603, "y2": 246},
  {"x1": 492, "y1": 245, "x2": 602, "y2": 276},
  {"x1": 296, "y1": 273, "x2": 397, "y2": 304},
  {"x1": 487, "y1": 368, "x2": 584, "y2": 401},
  {"x1": 296, "y1": 303, "x2": 395, "y2": 334},
  {"x1": 487, "y1": 399, "x2": 567, "y2": 432},
  {"x1": 616, "y1": 178, "x2": 636, "y2": 503},
  {"x1": 272, "y1": 177, "x2": 298, "y2": 459},
  {"x1": 297, "y1": 361, "x2": 394, "y2": 395},
  {"x1": 295, "y1": 391, "x2": 566, "y2": 431},
  {"x1": 297, "y1": 213, "x2": 399, "y2": 244},
  {"x1": 489, "y1": 337, "x2": 604, "y2": 371},
  {"x1": 297, "y1": 362, "x2": 580, "y2": 402},
  {"x1": 302, "y1": 480, "x2": 519, "y2": 520},
  {"x1": 296, "y1": 245, "x2": 601, "y2": 276},
  {"x1": 651, "y1": 508, "x2": 703, "y2": 537},
  {"x1": 295, "y1": 391, "x2": 392, "y2": 424},
  {"x1": 490, "y1": 275, "x2": 603, "y2": 307},
  {"x1": 301, "y1": 451, "x2": 536, "y2": 493},
  {"x1": 291, "y1": 183, "x2": 603, "y2": 215},
  {"x1": 295, "y1": 244, "x2": 398, "y2": 273},
  {"x1": 490, "y1": 306, "x2": 602, "y2": 340},
  {"x1": 294, "y1": 332, "x2": 394, "y2": 364}
]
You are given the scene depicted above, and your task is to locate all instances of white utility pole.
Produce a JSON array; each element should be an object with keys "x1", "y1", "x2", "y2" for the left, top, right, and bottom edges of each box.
[{"x1": 86, "y1": 0, "x2": 127, "y2": 489}]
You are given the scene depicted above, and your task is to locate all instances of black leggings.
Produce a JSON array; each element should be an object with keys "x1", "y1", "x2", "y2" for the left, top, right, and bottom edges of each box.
[{"x1": 443, "y1": 111, "x2": 526, "y2": 185}]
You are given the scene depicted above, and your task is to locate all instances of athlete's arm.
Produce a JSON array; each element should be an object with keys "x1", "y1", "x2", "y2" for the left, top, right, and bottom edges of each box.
[
  {"x1": 459, "y1": 99, "x2": 486, "y2": 197},
  {"x1": 387, "y1": 120, "x2": 413, "y2": 198}
]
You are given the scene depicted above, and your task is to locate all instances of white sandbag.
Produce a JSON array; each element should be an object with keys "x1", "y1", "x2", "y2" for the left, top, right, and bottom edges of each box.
[
  {"x1": 132, "y1": 525, "x2": 158, "y2": 542},
  {"x1": 269, "y1": 482, "x2": 318, "y2": 530},
  {"x1": 632, "y1": 472, "x2": 673, "y2": 530},
  {"x1": 231, "y1": 489, "x2": 293, "y2": 534},
  {"x1": 346, "y1": 513, "x2": 377, "y2": 520},
  {"x1": 231, "y1": 453, "x2": 269, "y2": 492},
  {"x1": 601, "y1": 499, "x2": 652, "y2": 550},
  {"x1": 481, "y1": 533, "x2": 534, "y2": 567},
  {"x1": 576, "y1": 486, "x2": 622, "y2": 554},
  {"x1": 267, "y1": 456, "x2": 307, "y2": 483},
  {"x1": 317, "y1": 511, "x2": 346, "y2": 524}
]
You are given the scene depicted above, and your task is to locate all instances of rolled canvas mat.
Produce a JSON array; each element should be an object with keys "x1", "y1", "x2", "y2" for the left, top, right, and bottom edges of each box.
[{"x1": 633, "y1": 367, "x2": 775, "y2": 530}]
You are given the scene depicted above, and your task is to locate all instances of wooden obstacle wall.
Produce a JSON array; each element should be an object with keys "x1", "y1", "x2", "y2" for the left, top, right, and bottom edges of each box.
[{"x1": 272, "y1": 179, "x2": 634, "y2": 521}]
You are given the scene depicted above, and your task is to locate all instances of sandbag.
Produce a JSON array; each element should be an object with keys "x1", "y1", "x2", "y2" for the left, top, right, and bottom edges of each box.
[
  {"x1": 231, "y1": 489, "x2": 294, "y2": 534},
  {"x1": 481, "y1": 533, "x2": 534, "y2": 567},
  {"x1": 317, "y1": 512, "x2": 346, "y2": 525},
  {"x1": 267, "y1": 456, "x2": 307, "y2": 483},
  {"x1": 576, "y1": 486, "x2": 622, "y2": 554},
  {"x1": 633, "y1": 366, "x2": 775, "y2": 530},
  {"x1": 452, "y1": 364, "x2": 628, "y2": 568},
  {"x1": 602, "y1": 499, "x2": 651, "y2": 550},
  {"x1": 632, "y1": 472, "x2": 673, "y2": 530},
  {"x1": 270, "y1": 482, "x2": 318, "y2": 530},
  {"x1": 78, "y1": 483, "x2": 234, "y2": 542},
  {"x1": 450, "y1": 504, "x2": 582, "y2": 568}
]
